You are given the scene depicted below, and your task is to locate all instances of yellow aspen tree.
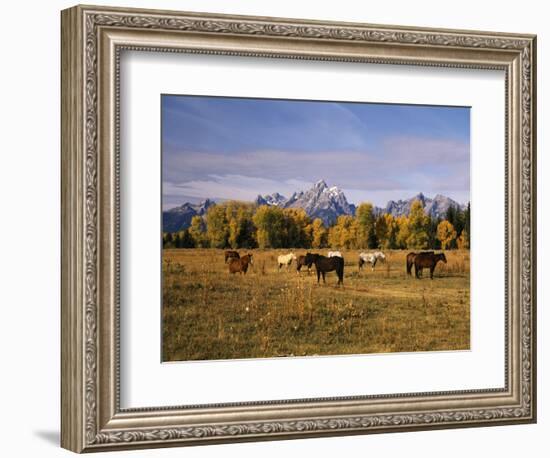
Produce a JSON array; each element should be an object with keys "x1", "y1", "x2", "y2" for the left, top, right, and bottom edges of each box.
[
  {"x1": 457, "y1": 230, "x2": 470, "y2": 249},
  {"x1": 437, "y1": 220, "x2": 457, "y2": 249},
  {"x1": 311, "y1": 218, "x2": 328, "y2": 248}
]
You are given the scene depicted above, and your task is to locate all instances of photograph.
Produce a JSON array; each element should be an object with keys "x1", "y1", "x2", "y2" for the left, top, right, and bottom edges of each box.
[
  {"x1": 161, "y1": 95, "x2": 471, "y2": 362},
  {"x1": 58, "y1": 3, "x2": 536, "y2": 452}
]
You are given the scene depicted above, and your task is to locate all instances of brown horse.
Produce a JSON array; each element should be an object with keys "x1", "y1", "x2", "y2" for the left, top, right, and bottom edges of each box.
[
  {"x1": 224, "y1": 250, "x2": 240, "y2": 263},
  {"x1": 414, "y1": 252, "x2": 446, "y2": 279},
  {"x1": 406, "y1": 251, "x2": 434, "y2": 275},
  {"x1": 305, "y1": 253, "x2": 344, "y2": 285},
  {"x1": 296, "y1": 254, "x2": 313, "y2": 274},
  {"x1": 228, "y1": 254, "x2": 253, "y2": 274}
]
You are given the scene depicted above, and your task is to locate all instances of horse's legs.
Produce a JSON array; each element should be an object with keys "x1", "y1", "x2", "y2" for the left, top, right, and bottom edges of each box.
[
  {"x1": 372, "y1": 259, "x2": 377, "y2": 272},
  {"x1": 316, "y1": 269, "x2": 321, "y2": 284},
  {"x1": 415, "y1": 265, "x2": 420, "y2": 279},
  {"x1": 322, "y1": 271, "x2": 326, "y2": 283},
  {"x1": 430, "y1": 266, "x2": 434, "y2": 279}
]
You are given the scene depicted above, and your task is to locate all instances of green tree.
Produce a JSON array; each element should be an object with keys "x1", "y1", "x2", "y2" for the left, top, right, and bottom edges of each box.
[
  {"x1": 406, "y1": 200, "x2": 429, "y2": 249},
  {"x1": 368, "y1": 224, "x2": 379, "y2": 249},
  {"x1": 464, "y1": 202, "x2": 471, "y2": 248},
  {"x1": 383, "y1": 214, "x2": 399, "y2": 249},
  {"x1": 189, "y1": 215, "x2": 208, "y2": 248},
  {"x1": 427, "y1": 216, "x2": 442, "y2": 250},
  {"x1": 224, "y1": 201, "x2": 256, "y2": 249},
  {"x1": 175, "y1": 229, "x2": 195, "y2": 248},
  {"x1": 445, "y1": 205, "x2": 465, "y2": 241},
  {"x1": 375, "y1": 215, "x2": 388, "y2": 248},
  {"x1": 252, "y1": 205, "x2": 286, "y2": 248},
  {"x1": 355, "y1": 202, "x2": 376, "y2": 248},
  {"x1": 163, "y1": 232, "x2": 173, "y2": 248},
  {"x1": 206, "y1": 205, "x2": 229, "y2": 248},
  {"x1": 283, "y1": 208, "x2": 312, "y2": 248}
]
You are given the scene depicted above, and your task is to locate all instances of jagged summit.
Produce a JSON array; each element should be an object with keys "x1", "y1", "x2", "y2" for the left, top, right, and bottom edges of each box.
[
  {"x1": 313, "y1": 179, "x2": 328, "y2": 189},
  {"x1": 283, "y1": 181, "x2": 354, "y2": 226},
  {"x1": 255, "y1": 192, "x2": 287, "y2": 207}
]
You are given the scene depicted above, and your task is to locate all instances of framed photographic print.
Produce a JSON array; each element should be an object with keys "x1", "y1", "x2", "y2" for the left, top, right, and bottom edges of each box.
[{"x1": 61, "y1": 4, "x2": 537, "y2": 453}]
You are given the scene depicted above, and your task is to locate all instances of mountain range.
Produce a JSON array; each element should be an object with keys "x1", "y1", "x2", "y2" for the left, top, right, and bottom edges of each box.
[
  {"x1": 163, "y1": 180, "x2": 466, "y2": 231},
  {"x1": 162, "y1": 199, "x2": 214, "y2": 233},
  {"x1": 383, "y1": 192, "x2": 466, "y2": 219}
]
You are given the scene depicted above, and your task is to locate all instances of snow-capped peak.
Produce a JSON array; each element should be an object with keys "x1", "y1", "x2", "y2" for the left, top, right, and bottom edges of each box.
[{"x1": 314, "y1": 179, "x2": 328, "y2": 189}]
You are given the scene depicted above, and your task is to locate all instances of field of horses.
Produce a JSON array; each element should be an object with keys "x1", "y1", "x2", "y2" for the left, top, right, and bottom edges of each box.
[{"x1": 162, "y1": 249, "x2": 470, "y2": 362}]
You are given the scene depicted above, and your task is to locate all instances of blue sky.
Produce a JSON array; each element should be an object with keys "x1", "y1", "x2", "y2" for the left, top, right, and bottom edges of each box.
[{"x1": 162, "y1": 95, "x2": 470, "y2": 209}]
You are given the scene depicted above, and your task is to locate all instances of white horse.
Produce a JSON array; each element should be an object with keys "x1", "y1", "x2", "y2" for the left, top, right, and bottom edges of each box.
[
  {"x1": 328, "y1": 251, "x2": 343, "y2": 258},
  {"x1": 278, "y1": 253, "x2": 297, "y2": 270},
  {"x1": 358, "y1": 251, "x2": 386, "y2": 271}
]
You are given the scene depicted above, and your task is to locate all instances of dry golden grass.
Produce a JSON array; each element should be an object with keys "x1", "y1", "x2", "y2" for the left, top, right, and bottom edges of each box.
[{"x1": 162, "y1": 249, "x2": 470, "y2": 361}]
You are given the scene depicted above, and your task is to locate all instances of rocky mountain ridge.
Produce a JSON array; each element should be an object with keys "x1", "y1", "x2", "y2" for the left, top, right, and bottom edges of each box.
[{"x1": 163, "y1": 181, "x2": 467, "y2": 231}]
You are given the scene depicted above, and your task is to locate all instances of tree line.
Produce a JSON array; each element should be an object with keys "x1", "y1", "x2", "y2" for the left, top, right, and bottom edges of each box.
[{"x1": 163, "y1": 200, "x2": 470, "y2": 250}]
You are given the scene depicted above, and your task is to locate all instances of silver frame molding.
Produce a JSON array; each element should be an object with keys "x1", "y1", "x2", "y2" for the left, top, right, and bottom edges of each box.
[{"x1": 61, "y1": 4, "x2": 537, "y2": 453}]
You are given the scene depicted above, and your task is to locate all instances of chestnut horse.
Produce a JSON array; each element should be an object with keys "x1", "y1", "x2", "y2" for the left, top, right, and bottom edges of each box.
[
  {"x1": 406, "y1": 251, "x2": 434, "y2": 275},
  {"x1": 228, "y1": 254, "x2": 253, "y2": 274},
  {"x1": 224, "y1": 250, "x2": 240, "y2": 263},
  {"x1": 414, "y1": 252, "x2": 447, "y2": 279}
]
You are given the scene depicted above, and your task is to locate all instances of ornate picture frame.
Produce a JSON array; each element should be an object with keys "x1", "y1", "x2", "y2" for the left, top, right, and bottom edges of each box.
[{"x1": 61, "y1": 4, "x2": 536, "y2": 453}]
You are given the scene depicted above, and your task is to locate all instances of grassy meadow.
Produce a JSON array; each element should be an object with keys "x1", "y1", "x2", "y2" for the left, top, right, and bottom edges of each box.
[{"x1": 162, "y1": 249, "x2": 470, "y2": 362}]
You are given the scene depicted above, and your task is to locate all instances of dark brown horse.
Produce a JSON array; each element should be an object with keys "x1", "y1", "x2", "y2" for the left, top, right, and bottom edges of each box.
[
  {"x1": 406, "y1": 251, "x2": 434, "y2": 275},
  {"x1": 224, "y1": 250, "x2": 240, "y2": 263},
  {"x1": 305, "y1": 253, "x2": 344, "y2": 285},
  {"x1": 228, "y1": 254, "x2": 253, "y2": 274},
  {"x1": 296, "y1": 253, "x2": 313, "y2": 274},
  {"x1": 414, "y1": 252, "x2": 446, "y2": 279}
]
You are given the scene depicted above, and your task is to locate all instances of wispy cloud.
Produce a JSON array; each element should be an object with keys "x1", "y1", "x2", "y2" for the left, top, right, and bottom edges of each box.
[
  {"x1": 162, "y1": 95, "x2": 470, "y2": 208},
  {"x1": 163, "y1": 175, "x2": 314, "y2": 209}
]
